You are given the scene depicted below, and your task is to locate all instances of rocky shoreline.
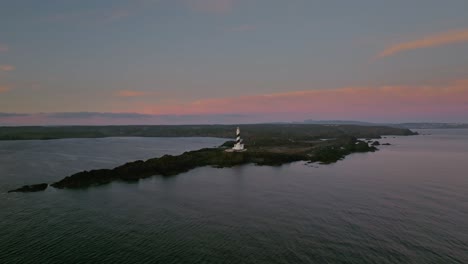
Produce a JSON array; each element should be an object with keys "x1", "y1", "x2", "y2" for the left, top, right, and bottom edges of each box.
[
  {"x1": 7, "y1": 124, "x2": 417, "y2": 193},
  {"x1": 9, "y1": 136, "x2": 377, "y2": 193},
  {"x1": 8, "y1": 183, "x2": 48, "y2": 193}
]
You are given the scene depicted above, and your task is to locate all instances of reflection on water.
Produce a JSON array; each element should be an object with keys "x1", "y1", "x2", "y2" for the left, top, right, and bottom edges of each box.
[{"x1": 1, "y1": 131, "x2": 467, "y2": 263}]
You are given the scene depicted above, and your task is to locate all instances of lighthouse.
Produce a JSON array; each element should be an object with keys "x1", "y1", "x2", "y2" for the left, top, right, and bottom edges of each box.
[{"x1": 232, "y1": 127, "x2": 246, "y2": 151}]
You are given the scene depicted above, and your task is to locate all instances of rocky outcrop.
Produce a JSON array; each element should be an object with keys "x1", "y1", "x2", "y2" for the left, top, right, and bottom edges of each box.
[
  {"x1": 8, "y1": 183, "x2": 48, "y2": 193},
  {"x1": 10, "y1": 137, "x2": 377, "y2": 192}
]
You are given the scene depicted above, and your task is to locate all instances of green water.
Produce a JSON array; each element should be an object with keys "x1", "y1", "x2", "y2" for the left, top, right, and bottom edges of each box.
[{"x1": 1, "y1": 131, "x2": 467, "y2": 263}]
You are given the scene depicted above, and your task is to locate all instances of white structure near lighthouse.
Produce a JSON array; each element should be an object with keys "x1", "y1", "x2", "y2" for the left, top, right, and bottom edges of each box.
[
  {"x1": 232, "y1": 127, "x2": 244, "y2": 151},
  {"x1": 230, "y1": 127, "x2": 246, "y2": 152}
]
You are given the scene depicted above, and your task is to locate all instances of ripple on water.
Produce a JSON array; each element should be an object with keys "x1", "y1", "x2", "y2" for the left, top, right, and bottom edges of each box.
[{"x1": 1, "y1": 132, "x2": 468, "y2": 263}]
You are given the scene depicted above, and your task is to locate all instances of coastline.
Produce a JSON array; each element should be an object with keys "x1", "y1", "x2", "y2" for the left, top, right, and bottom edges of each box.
[
  {"x1": 7, "y1": 124, "x2": 416, "y2": 193},
  {"x1": 9, "y1": 136, "x2": 380, "y2": 192}
]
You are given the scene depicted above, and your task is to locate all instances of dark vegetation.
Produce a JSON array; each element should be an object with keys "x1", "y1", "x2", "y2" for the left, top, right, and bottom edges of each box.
[
  {"x1": 6, "y1": 124, "x2": 416, "y2": 193},
  {"x1": 8, "y1": 183, "x2": 48, "y2": 193},
  {"x1": 50, "y1": 136, "x2": 373, "y2": 190}
]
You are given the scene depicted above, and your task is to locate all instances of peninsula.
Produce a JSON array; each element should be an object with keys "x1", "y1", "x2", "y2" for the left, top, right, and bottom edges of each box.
[{"x1": 7, "y1": 124, "x2": 416, "y2": 193}]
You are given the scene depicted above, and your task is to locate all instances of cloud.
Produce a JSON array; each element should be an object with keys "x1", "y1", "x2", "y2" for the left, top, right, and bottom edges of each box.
[
  {"x1": 47, "y1": 8, "x2": 130, "y2": 23},
  {"x1": 230, "y1": 24, "x2": 256, "y2": 32},
  {"x1": 136, "y1": 79, "x2": 468, "y2": 121},
  {"x1": 114, "y1": 90, "x2": 154, "y2": 97},
  {"x1": 44, "y1": 3, "x2": 141, "y2": 24},
  {"x1": 48, "y1": 112, "x2": 152, "y2": 119},
  {"x1": 0, "y1": 65, "x2": 15, "y2": 71},
  {"x1": 2, "y1": 77, "x2": 468, "y2": 126},
  {"x1": 377, "y1": 28, "x2": 468, "y2": 58},
  {"x1": 0, "y1": 85, "x2": 11, "y2": 93},
  {"x1": 188, "y1": 0, "x2": 233, "y2": 13},
  {"x1": 0, "y1": 44, "x2": 8, "y2": 53},
  {"x1": 106, "y1": 9, "x2": 130, "y2": 22},
  {"x1": 2, "y1": 81, "x2": 468, "y2": 125}
]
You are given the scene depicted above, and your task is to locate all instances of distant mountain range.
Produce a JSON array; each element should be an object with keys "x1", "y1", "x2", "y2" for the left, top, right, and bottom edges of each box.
[{"x1": 302, "y1": 120, "x2": 468, "y2": 129}]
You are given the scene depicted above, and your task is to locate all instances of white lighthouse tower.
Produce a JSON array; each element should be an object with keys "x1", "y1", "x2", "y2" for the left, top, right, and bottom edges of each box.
[{"x1": 232, "y1": 127, "x2": 246, "y2": 151}]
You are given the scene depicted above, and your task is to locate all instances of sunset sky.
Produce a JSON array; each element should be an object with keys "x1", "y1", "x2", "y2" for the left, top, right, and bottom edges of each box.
[{"x1": 1, "y1": 0, "x2": 468, "y2": 125}]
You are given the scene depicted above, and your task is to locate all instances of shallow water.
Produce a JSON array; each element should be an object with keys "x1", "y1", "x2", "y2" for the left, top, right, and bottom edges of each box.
[{"x1": 1, "y1": 131, "x2": 467, "y2": 263}]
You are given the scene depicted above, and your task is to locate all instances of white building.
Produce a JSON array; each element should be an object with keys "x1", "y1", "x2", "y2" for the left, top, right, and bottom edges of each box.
[
  {"x1": 232, "y1": 127, "x2": 244, "y2": 151},
  {"x1": 231, "y1": 127, "x2": 246, "y2": 151}
]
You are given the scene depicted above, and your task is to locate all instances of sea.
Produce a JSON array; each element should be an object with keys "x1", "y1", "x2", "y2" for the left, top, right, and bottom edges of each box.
[{"x1": 1, "y1": 130, "x2": 467, "y2": 263}]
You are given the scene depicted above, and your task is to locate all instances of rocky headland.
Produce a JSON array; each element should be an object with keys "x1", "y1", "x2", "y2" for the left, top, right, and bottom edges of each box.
[{"x1": 6, "y1": 125, "x2": 416, "y2": 193}]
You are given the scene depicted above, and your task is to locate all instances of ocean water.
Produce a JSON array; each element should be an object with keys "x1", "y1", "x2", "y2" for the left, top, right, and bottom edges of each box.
[{"x1": 0, "y1": 131, "x2": 467, "y2": 263}]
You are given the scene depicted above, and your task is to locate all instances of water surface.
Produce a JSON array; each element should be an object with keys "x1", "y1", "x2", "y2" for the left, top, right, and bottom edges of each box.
[{"x1": 1, "y1": 131, "x2": 467, "y2": 263}]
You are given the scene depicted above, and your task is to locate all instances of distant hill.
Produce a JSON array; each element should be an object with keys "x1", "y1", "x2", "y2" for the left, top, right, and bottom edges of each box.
[
  {"x1": 303, "y1": 120, "x2": 376, "y2": 126},
  {"x1": 0, "y1": 124, "x2": 416, "y2": 141},
  {"x1": 302, "y1": 120, "x2": 468, "y2": 129},
  {"x1": 393, "y1": 123, "x2": 468, "y2": 129}
]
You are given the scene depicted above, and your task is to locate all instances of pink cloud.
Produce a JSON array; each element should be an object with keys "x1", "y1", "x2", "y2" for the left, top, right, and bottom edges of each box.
[
  {"x1": 0, "y1": 65, "x2": 15, "y2": 71},
  {"x1": 135, "y1": 79, "x2": 468, "y2": 121},
  {"x1": 377, "y1": 28, "x2": 468, "y2": 58},
  {"x1": 0, "y1": 44, "x2": 8, "y2": 52},
  {"x1": 0, "y1": 85, "x2": 11, "y2": 93},
  {"x1": 114, "y1": 90, "x2": 154, "y2": 97},
  {"x1": 188, "y1": 0, "x2": 233, "y2": 13}
]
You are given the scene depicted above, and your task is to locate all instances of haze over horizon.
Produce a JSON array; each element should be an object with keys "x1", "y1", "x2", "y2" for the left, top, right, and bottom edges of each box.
[{"x1": 1, "y1": 0, "x2": 468, "y2": 125}]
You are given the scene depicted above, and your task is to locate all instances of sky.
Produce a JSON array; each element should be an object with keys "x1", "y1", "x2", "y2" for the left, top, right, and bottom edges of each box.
[{"x1": 1, "y1": 0, "x2": 468, "y2": 125}]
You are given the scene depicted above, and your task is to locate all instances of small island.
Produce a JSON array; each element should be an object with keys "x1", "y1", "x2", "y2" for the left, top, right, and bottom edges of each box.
[{"x1": 6, "y1": 124, "x2": 416, "y2": 193}]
